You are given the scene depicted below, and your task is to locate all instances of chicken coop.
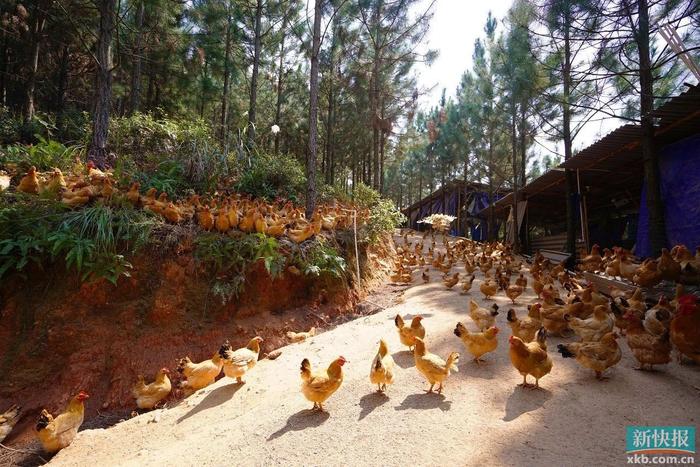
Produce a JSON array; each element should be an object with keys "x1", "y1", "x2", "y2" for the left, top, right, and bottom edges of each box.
[
  {"x1": 483, "y1": 84, "x2": 700, "y2": 259},
  {"x1": 402, "y1": 180, "x2": 501, "y2": 240}
]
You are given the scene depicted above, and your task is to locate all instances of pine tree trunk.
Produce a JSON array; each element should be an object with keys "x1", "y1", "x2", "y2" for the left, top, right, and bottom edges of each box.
[
  {"x1": 0, "y1": 30, "x2": 7, "y2": 106},
  {"x1": 88, "y1": 0, "x2": 116, "y2": 169},
  {"x1": 511, "y1": 101, "x2": 519, "y2": 252},
  {"x1": 129, "y1": 0, "x2": 145, "y2": 114},
  {"x1": 25, "y1": 3, "x2": 48, "y2": 121},
  {"x1": 273, "y1": 15, "x2": 289, "y2": 156},
  {"x1": 306, "y1": 0, "x2": 322, "y2": 218},
  {"x1": 562, "y1": 7, "x2": 577, "y2": 258},
  {"x1": 636, "y1": 0, "x2": 666, "y2": 256},
  {"x1": 220, "y1": 11, "x2": 233, "y2": 151},
  {"x1": 55, "y1": 45, "x2": 70, "y2": 136},
  {"x1": 247, "y1": 0, "x2": 263, "y2": 148}
]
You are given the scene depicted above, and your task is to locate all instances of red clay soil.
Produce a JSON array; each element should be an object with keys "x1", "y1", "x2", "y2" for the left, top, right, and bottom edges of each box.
[{"x1": 0, "y1": 236, "x2": 393, "y2": 448}]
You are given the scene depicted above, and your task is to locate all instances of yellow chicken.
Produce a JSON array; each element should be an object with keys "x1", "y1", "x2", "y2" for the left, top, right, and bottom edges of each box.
[
  {"x1": 369, "y1": 339, "x2": 395, "y2": 392},
  {"x1": 460, "y1": 274, "x2": 476, "y2": 294},
  {"x1": 454, "y1": 322, "x2": 499, "y2": 364},
  {"x1": 506, "y1": 306, "x2": 542, "y2": 343},
  {"x1": 0, "y1": 405, "x2": 21, "y2": 443},
  {"x1": 557, "y1": 332, "x2": 621, "y2": 380},
  {"x1": 286, "y1": 327, "x2": 316, "y2": 343},
  {"x1": 566, "y1": 305, "x2": 614, "y2": 342},
  {"x1": 394, "y1": 314, "x2": 425, "y2": 350},
  {"x1": 468, "y1": 299, "x2": 499, "y2": 331},
  {"x1": 36, "y1": 391, "x2": 89, "y2": 453},
  {"x1": 300, "y1": 356, "x2": 346, "y2": 411},
  {"x1": 177, "y1": 350, "x2": 224, "y2": 393},
  {"x1": 132, "y1": 368, "x2": 172, "y2": 410},
  {"x1": 443, "y1": 272, "x2": 459, "y2": 289},
  {"x1": 219, "y1": 337, "x2": 263, "y2": 384},
  {"x1": 413, "y1": 337, "x2": 459, "y2": 394},
  {"x1": 508, "y1": 328, "x2": 553, "y2": 389},
  {"x1": 17, "y1": 166, "x2": 40, "y2": 194}
]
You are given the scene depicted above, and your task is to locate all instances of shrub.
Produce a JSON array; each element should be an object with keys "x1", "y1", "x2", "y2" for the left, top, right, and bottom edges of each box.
[
  {"x1": 350, "y1": 183, "x2": 405, "y2": 242},
  {"x1": 0, "y1": 136, "x2": 83, "y2": 172},
  {"x1": 109, "y1": 113, "x2": 226, "y2": 193},
  {"x1": 236, "y1": 153, "x2": 306, "y2": 201},
  {"x1": 0, "y1": 196, "x2": 158, "y2": 284},
  {"x1": 289, "y1": 239, "x2": 347, "y2": 278},
  {"x1": 194, "y1": 232, "x2": 287, "y2": 302}
]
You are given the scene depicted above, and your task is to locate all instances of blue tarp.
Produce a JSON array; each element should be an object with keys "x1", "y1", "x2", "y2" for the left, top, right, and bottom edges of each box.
[{"x1": 636, "y1": 133, "x2": 700, "y2": 257}]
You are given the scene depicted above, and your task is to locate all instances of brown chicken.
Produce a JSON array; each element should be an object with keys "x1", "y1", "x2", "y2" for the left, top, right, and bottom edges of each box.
[
  {"x1": 422, "y1": 269, "x2": 430, "y2": 283},
  {"x1": 508, "y1": 327, "x2": 553, "y2": 389},
  {"x1": 507, "y1": 306, "x2": 542, "y2": 343},
  {"x1": 36, "y1": 391, "x2": 89, "y2": 453},
  {"x1": 177, "y1": 350, "x2": 224, "y2": 393},
  {"x1": 132, "y1": 368, "x2": 172, "y2": 410},
  {"x1": 670, "y1": 295, "x2": 700, "y2": 364},
  {"x1": 480, "y1": 279, "x2": 499, "y2": 299},
  {"x1": 300, "y1": 356, "x2": 346, "y2": 411},
  {"x1": 0, "y1": 405, "x2": 21, "y2": 443},
  {"x1": 395, "y1": 314, "x2": 425, "y2": 350},
  {"x1": 219, "y1": 337, "x2": 263, "y2": 383},
  {"x1": 413, "y1": 337, "x2": 460, "y2": 394},
  {"x1": 557, "y1": 332, "x2": 622, "y2": 380},
  {"x1": 454, "y1": 322, "x2": 499, "y2": 363},
  {"x1": 126, "y1": 182, "x2": 141, "y2": 206},
  {"x1": 443, "y1": 272, "x2": 459, "y2": 289},
  {"x1": 624, "y1": 311, "x2": 672, "y2": 370},
  {"x1": 506, "y1": 284, "x2": 524, "y2": 304},
  {"x1": 197, "y1": 206, "x2": 215, "y2": 231}
]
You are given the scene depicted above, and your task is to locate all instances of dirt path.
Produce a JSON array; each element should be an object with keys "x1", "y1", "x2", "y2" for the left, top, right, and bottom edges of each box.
[{"x1": 47, "y1": 232, "x2": 700, "y2": 467}]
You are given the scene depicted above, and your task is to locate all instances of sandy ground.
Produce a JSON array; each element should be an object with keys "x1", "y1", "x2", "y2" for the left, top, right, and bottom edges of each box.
[{"x1": 46, "y1": 232, "x2": 700, "y2": 467}]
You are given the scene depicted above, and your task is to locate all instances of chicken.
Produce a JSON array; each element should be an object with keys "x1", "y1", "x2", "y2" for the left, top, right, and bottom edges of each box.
[
  {"x1": 132, "y1": 368, "x2": 172, "y2": 410},
  {"x1": 126, "y1": 182, "x2": 141, "y2": 206},
  {"x1": 460, "y1": 274, "x2": 476, "y2": 294},
  {"x1": 0, "y1": 405, "x2": 20, "y2": 443},
  {"x1": 219, "y1": 337, "x2": 263, "y2": 383},
  {"x1": 566, "y1": 305, "x2": 614, "y2": 342},
  {"x1": 515, "y1": 273, "x2": 527, "y2": 288},
  {"x1": 657, "y1": 248, "x2": 681, "y2": 282},
  {"x1": 480, "y1": 279, "x2": 499, "y2": 299},
  {"x1": 505, "y1": 284, "x2": 524, "y2": 304},
  {"x1": 624, "y1": 311, "x2": 672, "y2": 370},
  {"x1": 454, "y1": 322, "x2": 499, "y2": 364},
  {"x1": 369, "y1": 339, "x2": 395, "y2": 392},
  {"x1": 177, "y1": 350, "x2": 224, "y2": 392},
  {"x1": 286, "y1": 327, "x2": 317, "y2": 343},
  {"x1": 443, "y1": 272, "x2": 459, "y2": 289},
  {"x1": 17, "y1": 166, "x2": 40, "y2": 194},
  {"x1": 557, "y1": 332, "x2": 622, "y2": 380},
  {"x1": 579, "y1": 244, "x2": 603, "y2": 272},
  {"x1": 41, "y1": 168, "x2": 66, "y2": 196},
  {"x1": 413, "y1": 337, "x2": 459, "y2": 394},
  {"x1": 422, "y1": 269, "x2": 430, "y2": 283},
  {"x1": 506, "y1": 306, "x2": 542, "y2": 343},
  {"x1": 197, "y1": 206, "x2": 215, "y2": 231},
  {"x1": 468, "y1": 300, "x2": 499, "y2": 331},
  {"x1": 508, "y1": 327, "x2": 553, "y2": 389},
  {"x1": 395, "y1": 314, "x2": 425, "y2": 350},
  {"x1": 36, "y1": 391, "x2": 89, "y2": 453},
  {"x1": 300, "y1": 356, "x2": 346, "y2": 411},
  {"x1": 670, "y1": 295, "x2": 700, "y2": 364}
]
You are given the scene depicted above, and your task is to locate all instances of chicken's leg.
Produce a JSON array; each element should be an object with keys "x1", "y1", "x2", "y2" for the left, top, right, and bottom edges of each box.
[
  {"x1": 424, "y1": 383, "x2": 435, "y2": 393},
  {"x1": 436, "y1": 383, "x2": 443, "y2": 394},
  {"x1": 518, "y1": 374, "x2": 533, "y2": 388}
]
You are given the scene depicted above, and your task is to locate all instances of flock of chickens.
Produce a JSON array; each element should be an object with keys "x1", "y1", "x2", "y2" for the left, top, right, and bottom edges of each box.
[
  {"x1": 1, "y1": 226, "x2": 699, "y2": 457},
  {"x1": 13, "y1": 164, "x2": 368, "y2": 243}
]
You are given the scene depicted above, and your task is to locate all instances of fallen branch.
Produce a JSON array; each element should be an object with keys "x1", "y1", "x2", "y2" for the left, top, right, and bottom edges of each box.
[{"x1": 0, "y1": 442, "x2": 48, "y2": 465}]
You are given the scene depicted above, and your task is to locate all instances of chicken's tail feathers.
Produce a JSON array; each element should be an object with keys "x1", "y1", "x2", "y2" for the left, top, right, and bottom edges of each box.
[
  {"x1": 300, "y1": 358, "x2": 312, "y2": 381},
  {"x1": 557, "y1": 343, "x2": 576, "y2": 359},
  {"x1": 453, "y1": 322, "x2": 467, "y2": 338},
  {"x1": 36, "y1": 409, "x2": 52, "y2": 431},
  {"x1": 446, "y1": 352, "x2": 460, "y2": 372},
  {"x1": 506, "y1": 309, "x2": 517, "y2": 322},
  {"x1": 394, "y1": 314, "x2": 404, "y2": 329},
  {"x1": 218, "y1": 341, "x2": 232, "y2": 360},
  {"x1": 373, "y1": 354, "x2": 383, "y2": 372}
]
